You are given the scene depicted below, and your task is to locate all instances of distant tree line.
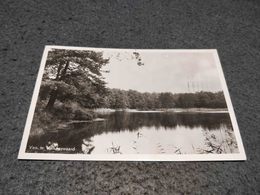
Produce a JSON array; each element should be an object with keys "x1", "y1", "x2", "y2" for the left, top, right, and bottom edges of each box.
[{"x1": 102, "y1": 89, "x2": 227, "y2": 109}]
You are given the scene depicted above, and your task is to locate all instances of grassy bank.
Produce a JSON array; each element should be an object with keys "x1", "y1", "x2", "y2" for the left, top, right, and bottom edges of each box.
[
  {"x1": 30, "y1": 100, "x2": 97, "y2": 136},
  {"x1": 94, "y1": 107, "x2": 229, "y2": 114}
]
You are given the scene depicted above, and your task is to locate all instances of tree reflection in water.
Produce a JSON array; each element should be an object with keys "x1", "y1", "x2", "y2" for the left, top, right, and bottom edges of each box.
[{"x1": 26, "y1": 111, "x2": 238, "y2": 154}]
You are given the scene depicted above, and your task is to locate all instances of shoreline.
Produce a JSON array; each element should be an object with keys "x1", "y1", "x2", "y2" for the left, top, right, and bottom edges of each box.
[{"x1": 94, "y1": 108, "x2": 229, "y2": 114}]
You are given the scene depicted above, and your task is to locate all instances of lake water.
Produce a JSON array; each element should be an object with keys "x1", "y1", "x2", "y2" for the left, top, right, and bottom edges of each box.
[{"x1": 26, "y1": 111, "x2": 238, "y2": 154}]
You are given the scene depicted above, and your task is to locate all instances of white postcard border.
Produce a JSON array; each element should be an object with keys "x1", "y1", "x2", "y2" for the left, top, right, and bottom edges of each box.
[{"x1": 18, "y1": 46, "x2": 246, "y2": 161}]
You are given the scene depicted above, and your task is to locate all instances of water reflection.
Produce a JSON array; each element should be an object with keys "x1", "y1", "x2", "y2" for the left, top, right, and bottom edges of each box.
[{"x1": 26, "y1": 111, "x2": 238, "y2": 154}]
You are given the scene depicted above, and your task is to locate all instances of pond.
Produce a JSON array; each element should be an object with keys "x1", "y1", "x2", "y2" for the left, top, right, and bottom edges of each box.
[{"x1": 26, "y1": 111, "x2": 239, "y2": 154}]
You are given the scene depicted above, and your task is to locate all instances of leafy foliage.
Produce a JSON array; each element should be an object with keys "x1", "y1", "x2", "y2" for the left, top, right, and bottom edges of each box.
[{"x1": 41, "y1": 49, "x2": 109, "y2": 109}]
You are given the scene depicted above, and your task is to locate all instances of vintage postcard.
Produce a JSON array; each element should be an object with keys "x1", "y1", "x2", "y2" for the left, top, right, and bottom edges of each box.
[{"x1": 18, "y1": 46, "x2": 246, "y2": 161}]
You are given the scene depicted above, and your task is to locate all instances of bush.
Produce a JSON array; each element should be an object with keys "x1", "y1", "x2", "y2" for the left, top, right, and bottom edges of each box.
[
  {"x1": 52, "y1": 101, "x2": 96, "y2": 121},
  {"x1": 30, "y1": 100, "x2": 98, "y2": 136},
  {"x1": 73, "y1": 109, "x2": 95, "y2": 120}
]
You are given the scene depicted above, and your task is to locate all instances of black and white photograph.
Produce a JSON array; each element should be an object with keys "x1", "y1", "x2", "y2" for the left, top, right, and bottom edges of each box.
[{"x1": 18, "y1": 46, "x2": 246, "y2": 161}]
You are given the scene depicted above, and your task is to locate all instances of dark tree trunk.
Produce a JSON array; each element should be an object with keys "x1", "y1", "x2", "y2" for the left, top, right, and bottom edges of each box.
[
  {"x1": 60, "y1": 60, "x2": 70, "y2": 80},
  {"x1": 45, "y1": 61, "x2": 70, "y2": 110},
  {"x1": 55, "y1": 62, "x2": 63, "y2": 80},
  {"x1": 46, "y1": 89, "x2": 59, "y2": 110}
]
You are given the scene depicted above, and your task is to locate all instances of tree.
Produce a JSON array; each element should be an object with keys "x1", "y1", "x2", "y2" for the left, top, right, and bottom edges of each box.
[
  {"x1": 108, "y1": 89, "x2": 129, "y2": 109},
  {"x1": 43, "y1": 49, "x2": 109, "y2": 110},
  {"x1": 159, "y1": 92, "x2": 175, "y2": 108}
]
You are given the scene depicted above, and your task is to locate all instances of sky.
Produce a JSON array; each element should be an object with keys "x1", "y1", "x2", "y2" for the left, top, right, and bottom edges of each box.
[{"x1": 101, "y1": 50, "x2": 223, "y2": 93}]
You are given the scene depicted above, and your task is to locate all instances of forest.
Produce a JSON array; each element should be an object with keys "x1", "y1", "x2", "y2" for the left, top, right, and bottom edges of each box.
[
  {"x1": 103, "y1": 89, "x2": 227, "y2": 110},
  {"x1": 32, "y1": 49, "x2": 227, "y2": 131}
]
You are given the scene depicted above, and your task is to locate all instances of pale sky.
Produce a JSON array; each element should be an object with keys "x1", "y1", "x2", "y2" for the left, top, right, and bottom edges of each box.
[{"x1": 101, "y1": 50, "x2": 223, "y2": 93}]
